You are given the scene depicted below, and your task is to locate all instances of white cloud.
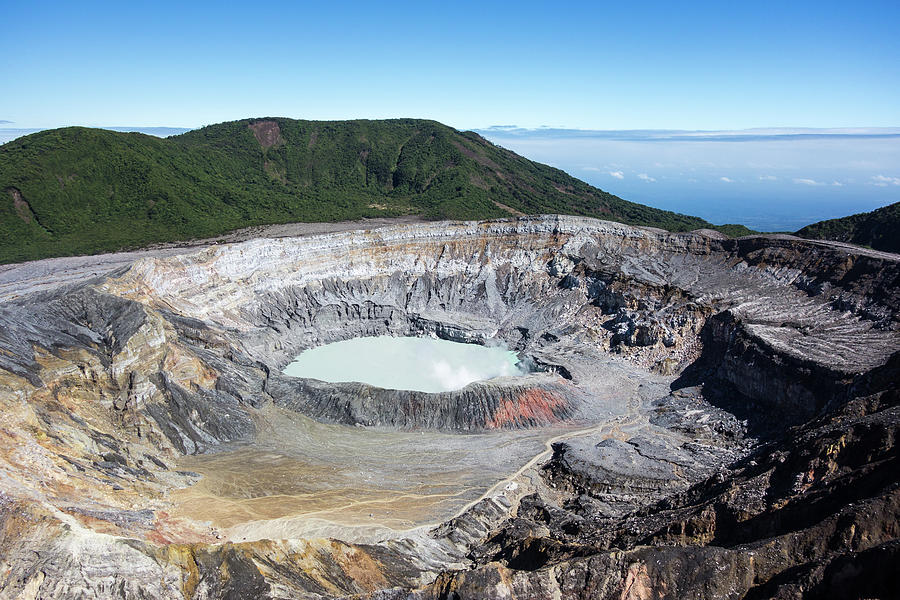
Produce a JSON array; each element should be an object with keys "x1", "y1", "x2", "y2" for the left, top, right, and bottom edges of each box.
[
  {"x1": 832, "y1": 181, "x2": 844, "y2": 187},
  {"x1": 758, "y1": 175, "x2": 777, "y2": 181},
  {"x1": 720, "y1": 177, "x2": 734, "y2": 183},
  {"x1": 638, "y1": 173, "x2": 655, "y2": 182},
  {"x1": 609, "y1": 170, "x2": 624, "y2": 179},
  {"x1": 793, "y1": 178, "x2": 824, "y2": 186},
  {"x1": 871, "y1": 175, "x2": 900, "y2": 187}
]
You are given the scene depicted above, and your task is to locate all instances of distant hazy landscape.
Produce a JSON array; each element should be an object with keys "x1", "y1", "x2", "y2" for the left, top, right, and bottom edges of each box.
[{"x1": 478, "y1": 127, "x2": 900, "y2": 231}]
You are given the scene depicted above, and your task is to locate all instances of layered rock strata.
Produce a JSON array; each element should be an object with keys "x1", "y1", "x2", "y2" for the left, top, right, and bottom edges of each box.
[
  {"x1": 0, "y1": 215, "x2": 896, "y2": 598},
  {"x1": 268, "y1": 374, "x2": 579, "y2": 431}
]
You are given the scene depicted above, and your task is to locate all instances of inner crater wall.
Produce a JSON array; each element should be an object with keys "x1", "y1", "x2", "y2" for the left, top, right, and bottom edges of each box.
[
  {"x1": 99, "y1": 215, "x2": 899, "y2": 431},
  {"x1": 1, "y1": 214, "x2": 896, "y2": 454}
]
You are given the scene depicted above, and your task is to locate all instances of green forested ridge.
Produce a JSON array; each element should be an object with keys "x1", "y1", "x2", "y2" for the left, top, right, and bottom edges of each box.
[
  {"x1": 795, "y1": 201, "x2": 900, "y2": 254},
  {"x1": 0, "y1": 117, "x2": 752, "y2": 264}
]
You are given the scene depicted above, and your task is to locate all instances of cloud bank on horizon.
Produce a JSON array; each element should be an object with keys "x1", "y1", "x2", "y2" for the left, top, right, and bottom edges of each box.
[
  {"x1": 479, "y1": 126, "x2": 900, "y2": 141},
  {"x1": 478, "y1": 127, "x2": 900, "y2": 232}
]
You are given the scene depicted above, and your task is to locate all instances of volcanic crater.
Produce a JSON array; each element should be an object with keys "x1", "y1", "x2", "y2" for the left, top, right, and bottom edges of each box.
[{"x1": 0, "y1": 215, "x2": 897, "y2": 599}]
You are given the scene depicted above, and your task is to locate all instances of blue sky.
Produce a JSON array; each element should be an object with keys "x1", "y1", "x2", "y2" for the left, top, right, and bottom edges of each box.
[
  {"x1": 2, "y1": 1, "x2": 898, "y2": 130},
  {"x1": 2, "y1": 1, "x2": 898, "y2": 229}
]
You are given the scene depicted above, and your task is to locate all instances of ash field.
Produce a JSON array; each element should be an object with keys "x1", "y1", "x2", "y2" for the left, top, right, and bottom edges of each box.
[{"x1": 0, "y1": 215, "x2": 898, "y2": 599}]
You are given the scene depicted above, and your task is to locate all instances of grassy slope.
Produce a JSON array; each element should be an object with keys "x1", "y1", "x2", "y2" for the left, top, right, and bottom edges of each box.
[
  {"x1": 0, "y1": 118, "x2": 752, "y2": 264},
  {"x1": 795, "y1": 202, "x2": 900, "y2": 254}
]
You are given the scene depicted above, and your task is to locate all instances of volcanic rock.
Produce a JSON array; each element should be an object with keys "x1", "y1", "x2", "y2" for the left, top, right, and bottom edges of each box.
[{"x1": 0, "y1": 215, "x2": 896, "y2": 599}]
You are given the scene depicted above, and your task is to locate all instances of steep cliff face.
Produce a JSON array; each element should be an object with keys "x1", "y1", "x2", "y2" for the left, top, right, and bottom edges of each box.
[
  {"x1": 413, "y1": 384, "x2": 900, "y2": 600},
  {"x1": 268, "y1": 375, "x2": 579, "y2": 431},
  {"x1": 0, "y1": 216, "x2": 897, "y2": 599}
]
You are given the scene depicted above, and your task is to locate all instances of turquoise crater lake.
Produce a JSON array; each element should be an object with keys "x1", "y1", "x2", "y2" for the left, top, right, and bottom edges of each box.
[{"x1": 283, "y1": 336, "x2": 525, "y2": 393}]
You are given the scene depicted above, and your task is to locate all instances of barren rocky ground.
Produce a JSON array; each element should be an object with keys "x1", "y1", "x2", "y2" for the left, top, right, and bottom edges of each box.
[{"x1": 0, "y1": 215, "x2": 897, "y2": 599}]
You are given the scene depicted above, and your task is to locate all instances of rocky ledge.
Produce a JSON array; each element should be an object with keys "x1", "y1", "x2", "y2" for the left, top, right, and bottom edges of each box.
[
  {"x1": 268, "y1": 373, "x2": 580, "y2": 431},
  {"x1": 0, "y1": 215, "x2": 897, "y2": 599}
]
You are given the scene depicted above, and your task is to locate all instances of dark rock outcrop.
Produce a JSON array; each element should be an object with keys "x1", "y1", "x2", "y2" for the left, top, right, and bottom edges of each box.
[
  {"x1": 402, "y1": 386, "x2": 900, "y2": 599},
  {"x1": 267, "y1": 373, "x2": 579, "y2": 431}
]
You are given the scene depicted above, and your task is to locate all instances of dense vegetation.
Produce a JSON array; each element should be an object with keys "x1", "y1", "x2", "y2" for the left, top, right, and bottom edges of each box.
[
  {"x1": 795, "y1": 201, "x2": 900, "y2": 254},
  {"x1": 1, "y1": 118, "x2": 751, "y2": 264}
]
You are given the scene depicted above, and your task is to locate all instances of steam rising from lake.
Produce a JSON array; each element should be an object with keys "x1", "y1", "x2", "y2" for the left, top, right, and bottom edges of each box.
[{"x1": 283, "y1": 336, "x2": 524, "y2": 392}]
